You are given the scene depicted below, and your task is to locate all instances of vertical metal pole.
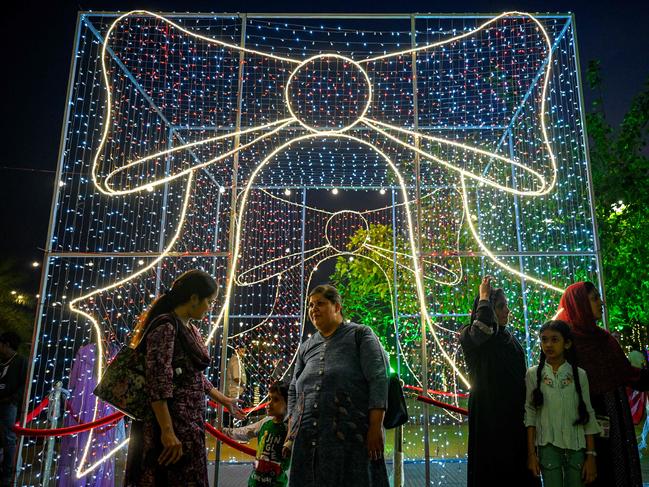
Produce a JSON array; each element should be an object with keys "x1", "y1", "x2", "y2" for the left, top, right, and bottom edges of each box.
[
  {"x1": 569, "y1": 15, "x2": 609, "y2": 328},
  {"x1": 154, "y1": 128, "x2": 175, "y2": 293},
  {"x1": 208, "y1": 180, "x2": 223, "y2": 444},
  {"x1": 390, "y1": 188, "x2": 404, "y2": 487},
  {"x1": 214, "y1": 14, "x2": 247, "y2": 486},
  {"x1": 508, "y1": 133, "x2": 532, "y2": 364},
  {"x1": 391, "y1": 188, "x2": 401, "y2": 374},
  {"x1": 16, "y1": 13, "x2": 84, "y2": 485},
  {"x1": 42, "y1": 382, "x2": 63, "y2": 486},
  {"x1": 299, "y1": 187, "x2": 307, "y2": 321},
  {"x1": 213, "y1": 189, "x2": 223, "y2": 260},
  {"x1": 410, "y1": 14, "x2": 431, "y2": 486},
  {"x1": 475, "y1": 193, "x2": 486, "y2": 278}
]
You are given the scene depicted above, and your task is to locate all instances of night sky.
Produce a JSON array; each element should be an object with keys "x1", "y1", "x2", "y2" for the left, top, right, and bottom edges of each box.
[{"x1": 2, "y1": 0, "x2": 648, "y2": 291}]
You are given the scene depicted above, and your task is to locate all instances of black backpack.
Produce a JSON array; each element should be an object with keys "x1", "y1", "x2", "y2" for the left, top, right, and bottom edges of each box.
[{"x1": 354, "y1": 326, "x2": 409, "y2": 429}]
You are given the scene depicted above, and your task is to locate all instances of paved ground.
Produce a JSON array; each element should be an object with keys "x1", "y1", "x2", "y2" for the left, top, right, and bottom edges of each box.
[
  {"x1": 211, "y1": 457, "x2": 649, "y2": 487},
  {"x1": 211, "y1": 459, "x2": 464, "y2": 487}
]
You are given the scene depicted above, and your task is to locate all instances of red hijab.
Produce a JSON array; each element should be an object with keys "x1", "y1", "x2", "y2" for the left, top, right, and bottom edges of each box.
[{"x1": 556, "y1": 282, "x2": 640, "y2": 396}]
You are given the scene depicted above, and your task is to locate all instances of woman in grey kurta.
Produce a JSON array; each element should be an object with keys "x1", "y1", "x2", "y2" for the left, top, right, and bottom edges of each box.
[{"x1": 286, "y1": 284, "x2": 390, "y2": 487}]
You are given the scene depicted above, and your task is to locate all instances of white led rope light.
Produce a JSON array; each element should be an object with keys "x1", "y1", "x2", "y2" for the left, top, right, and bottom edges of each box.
[
  {"x1": 228, "y1": 274, "x2": 284, "y2": 340},
  {"x1": 300, "y1": 251, "x2": 424, "y2": 388},
  {"x1": 66, "y1": 11, "x2": 563, "y2": 476},
  {"x1": 361, "y1": 118, "x2": 553, "y2": 197},
  {"x1": 229, "y1": 244, "x2": 401, "y2": 419},
  {"x1": 211, "y1": 130, "x2": 471, "y2": 387},
  {"x1": 285, "y1": 54, "x2": 373, "y2": 133},
  {"x1": 71, "y1": 172, "x2": 195, "y2": 478},
  {"x1": 460, "y1": 175, "x2": 564, "y2": 293},
  {"x1": 102, "y1": 119, "x2": 295, "y2": 195},
  {"x1": 235, "y1": 187, "x2": 463, "y2": 345},
  {"x1": 359, "y1": 11, "x2": 552, "y2": 64},
  {"x1": 235, "y1": 245, "x2": 330, "y2": 286},
  {"x1": 245, "y1": 188, "x2": 464, "y2": 287},
  {"x1": 76, "y1": 439, "x2": 130, "y2": 478},
  {"x1": 323, "y1": 210, "x2": 370, "y2": 252},
  {"x1": 364, "y1": 242, "x2": 462, "y2": 288}
]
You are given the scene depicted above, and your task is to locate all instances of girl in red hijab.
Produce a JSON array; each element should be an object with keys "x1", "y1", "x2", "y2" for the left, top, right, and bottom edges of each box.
[{"x1": 556, "y1": 282, "x2": 648, "y2": 486}]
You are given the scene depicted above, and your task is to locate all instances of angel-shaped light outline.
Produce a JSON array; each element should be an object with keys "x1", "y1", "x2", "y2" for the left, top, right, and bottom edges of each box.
[
  {"x1": 230, "y1": 186, "x2": 465, "y2": 395},
  {"x1": 69, "y1": 10, "x2": 563, "y2": 476}
]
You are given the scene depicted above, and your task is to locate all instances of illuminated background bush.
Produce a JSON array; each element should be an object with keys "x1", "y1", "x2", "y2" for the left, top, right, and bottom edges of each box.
[{"x1": 18, "y1": 11, "x2": 602, "y2": 485}]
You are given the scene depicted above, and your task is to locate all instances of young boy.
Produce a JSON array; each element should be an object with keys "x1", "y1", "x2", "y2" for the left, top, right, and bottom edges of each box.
[{"x1": 222, "y1": 382, "x2": 290, "y2": 487}]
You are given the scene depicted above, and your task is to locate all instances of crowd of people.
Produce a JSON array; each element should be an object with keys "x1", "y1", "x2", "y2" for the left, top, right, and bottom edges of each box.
[
  {"x1": 0, "y1": 269, "x2": 647, "y2": 486},
  {"x1": 122, "y1": 274, "x2": 391, "y2": 487},
  {"x1": 461, "y1": 277, "x2": 648, "y2": 487}
]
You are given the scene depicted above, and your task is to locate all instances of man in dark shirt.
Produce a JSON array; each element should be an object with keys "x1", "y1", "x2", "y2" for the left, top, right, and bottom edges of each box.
[{"x1": 0, "y1": 332, "x2": 27, "y2": 487}]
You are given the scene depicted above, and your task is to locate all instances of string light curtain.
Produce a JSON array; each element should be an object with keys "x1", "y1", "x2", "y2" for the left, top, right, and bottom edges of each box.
[{"x1": 17, "y1": 12, "x2": 600, "y2": 485}]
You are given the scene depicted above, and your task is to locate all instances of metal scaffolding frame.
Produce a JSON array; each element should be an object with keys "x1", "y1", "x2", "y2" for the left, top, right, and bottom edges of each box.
[{"x1": 18, "y1": 11, "x2": 604, "y2": 487}]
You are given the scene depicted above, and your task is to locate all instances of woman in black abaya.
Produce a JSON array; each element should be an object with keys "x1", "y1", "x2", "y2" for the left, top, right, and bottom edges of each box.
[{"x1": 459, "y1": 276, "x2": 539, "y2": 487}]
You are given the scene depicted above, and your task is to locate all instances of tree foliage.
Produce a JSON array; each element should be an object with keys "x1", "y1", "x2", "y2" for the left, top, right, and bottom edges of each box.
[
  {"x1": 330, "y1": 223, "x2": 419, "y2": 357},
  {"x1": 0, "y1": 260, "x2": 35, "y2": 354},
  {"x1": 586, "y1": 61, "x2": 649, "y2": 330}
]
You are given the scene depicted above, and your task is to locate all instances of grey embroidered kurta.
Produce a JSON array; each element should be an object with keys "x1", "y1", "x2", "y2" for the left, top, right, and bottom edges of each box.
[{"x1": 288, "y1": 322, "x2": 390, "y2": 487}]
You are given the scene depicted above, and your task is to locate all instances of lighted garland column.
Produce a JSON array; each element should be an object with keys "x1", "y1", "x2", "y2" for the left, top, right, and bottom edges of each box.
[
  {"x1": 410, "y1": 14, "x2": 430, "y2": 486},
  {"x1": 15, "y1": 13, "x2": 84, "y2": 482},
  {"x1": 214, "y1": 13, "x2": 247, "y2": 486},
  {"x1": 390, "y1": 186, "x2": 404, "y2": 485},
  {"x1": 570, "y1": 13, "x2": 609, "y2": 327}
]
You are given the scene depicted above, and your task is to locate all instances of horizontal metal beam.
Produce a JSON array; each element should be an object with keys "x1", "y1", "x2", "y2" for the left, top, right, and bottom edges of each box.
[
  {"x1": 44, "y1": 251, "x2": 229, "y2": 258},
  {"x1": 172, "y1": 125, "x2": 508, "y2": 132},
  {"x1": 400, "y1": 313, "x2": 470, "y2": 318},
  {"x1": 420, "y1": 250, "x2": 596, "y2": 258},
  {"x1": 81, "y1": 12, "x2": 571, "y2": 20},
  {"x1": 44, "y1": 250, "x2": 595, "y2": 259},
  {"x1": 228, "y1": 315, "x2": 300, "y2": 319}
]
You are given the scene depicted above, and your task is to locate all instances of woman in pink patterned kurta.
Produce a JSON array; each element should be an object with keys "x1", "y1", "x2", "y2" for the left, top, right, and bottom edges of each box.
[{"x1": 125, "y1": 270, "x2": 244, "y2": 486}]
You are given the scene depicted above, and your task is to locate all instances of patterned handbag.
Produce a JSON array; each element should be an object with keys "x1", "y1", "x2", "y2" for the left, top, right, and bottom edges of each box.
[
  {"x1": 93, "y1": 317, "x2": 177, "y2": 421},
  {"x1": 93, "y1": 345, "x2": 151, "y2": 421}
]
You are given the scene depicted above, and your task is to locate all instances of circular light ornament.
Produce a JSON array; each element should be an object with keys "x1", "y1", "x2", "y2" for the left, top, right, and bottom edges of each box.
[
  {"x1": 286, "y1": 54, "x2": 372, "y2": 133},
  {"x1": 324, "y1": 210, "x2": 370, "y2": 253}
]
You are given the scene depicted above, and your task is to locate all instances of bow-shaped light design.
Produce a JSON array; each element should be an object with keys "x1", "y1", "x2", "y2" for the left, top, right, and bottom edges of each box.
[{"x1": 70, "y1": 10, "x2": 562, "y2": 476}]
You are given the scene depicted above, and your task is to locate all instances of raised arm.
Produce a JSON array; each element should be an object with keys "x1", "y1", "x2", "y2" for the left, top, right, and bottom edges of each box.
[
  {"x1": 460, "y1": 276, "x2": 498, "y2": 351},
  {"x1": 222, "y1": 417, "x2": 268, "y2": 441}
]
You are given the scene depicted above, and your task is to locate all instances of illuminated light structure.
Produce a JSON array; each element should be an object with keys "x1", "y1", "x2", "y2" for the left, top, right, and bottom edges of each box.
[{"x1": 18, "y1": 11, "x2": 603, "y2": 485}]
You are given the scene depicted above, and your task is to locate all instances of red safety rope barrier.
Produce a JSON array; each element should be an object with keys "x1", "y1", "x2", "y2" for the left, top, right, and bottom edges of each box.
[
  {"x1": 416, "y1": 395, "x2": 468, "y2": 416},
  {"x1": 204, "y1": 423, "x2": 257, "y2": 457},
  {"x1": 207, "y1": 400, "x2": 269, "y2": 414},
  {"x1": 22, "y1": 397, "x2": 50, "y2": 424},
  {"x1": 16, "y1": 407, "x2": 257, "y2": 458},
  {"x1": 243, "y1": 402, "x2": 268, "y2": 414},
  {"x1": 403, "y1": 384, "x2": 469, "y2": 399},
  {"x1": 12, "y1": 411, "x2": 126, "y2": 438}
]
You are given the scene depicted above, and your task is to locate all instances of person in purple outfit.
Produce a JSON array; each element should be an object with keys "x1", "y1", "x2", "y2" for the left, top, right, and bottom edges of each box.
[{"x1": 57, "y1": 343, "x2": 120, "y2": 486}]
